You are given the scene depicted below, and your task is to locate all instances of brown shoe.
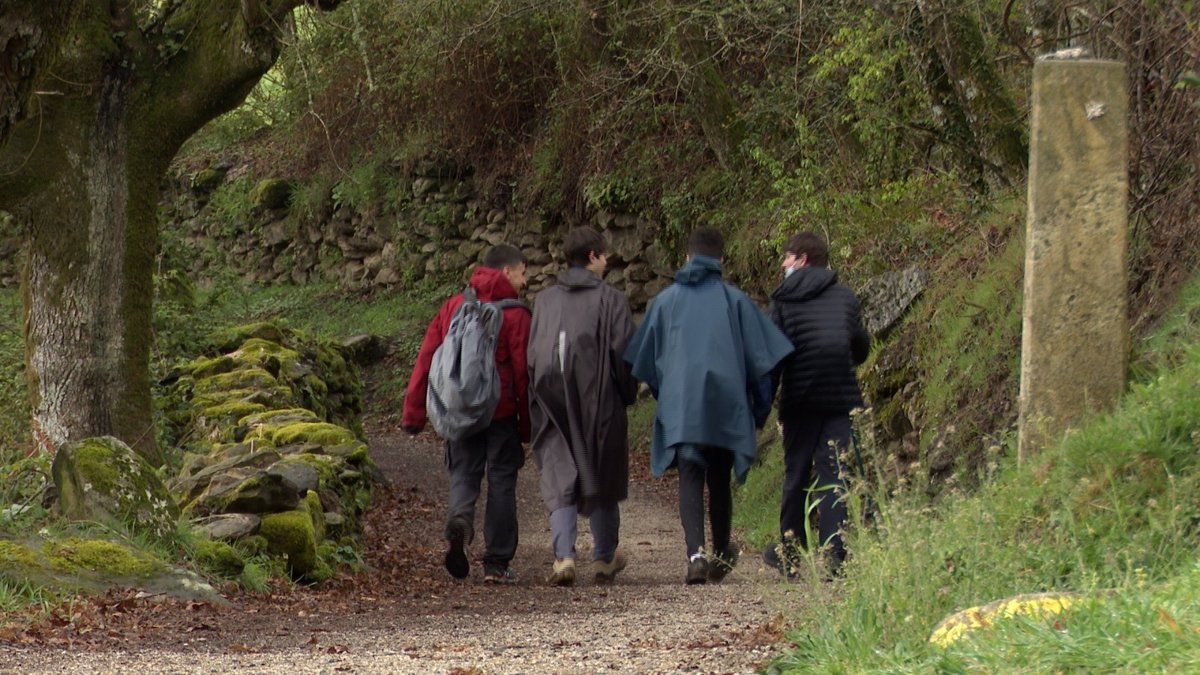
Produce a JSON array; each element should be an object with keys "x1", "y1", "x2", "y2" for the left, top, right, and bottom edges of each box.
[
  {"x1": 548, "y1": 558, "x2": 576, "y2": 586},
  {"x1": 592, "y1": 551, "x2": 628, "y2": 585}
]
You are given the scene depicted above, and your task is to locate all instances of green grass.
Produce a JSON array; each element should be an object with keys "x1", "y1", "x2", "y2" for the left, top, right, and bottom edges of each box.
[{"x1": 763, "y1": 274, "x2": 1200, "y2": 672}]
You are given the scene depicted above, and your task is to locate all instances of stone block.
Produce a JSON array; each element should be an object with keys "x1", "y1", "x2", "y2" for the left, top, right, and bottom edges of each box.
[{"x1": 1018, "y1": 59, "x2": 1128, "y2": 461}]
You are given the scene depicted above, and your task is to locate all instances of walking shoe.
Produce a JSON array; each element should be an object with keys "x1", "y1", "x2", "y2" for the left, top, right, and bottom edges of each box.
[
  {"x1": 762, "y1": 542, "x2": 782, "y2": 572},
  {"x1": 444, "y1": 519, "x2": 469, "y2": 580},
  {"x1": 483, "y1": 565, "x2": 518, "y2": 585},
  {"x1": 763, "y1": 541, "x2": 803, "y2": 580},
  {"x1": 685, "y1": 553, "x2": 709, "y2": 585},
  {"x1": 708, "y1": 547, "x2": 739, "y2": 583},
  {"x1": 592, "y1": 551, "x2": 627, "y2": 585},
  {"x1": 547, "y1": 558, "x2": 576, "y2": 587}
]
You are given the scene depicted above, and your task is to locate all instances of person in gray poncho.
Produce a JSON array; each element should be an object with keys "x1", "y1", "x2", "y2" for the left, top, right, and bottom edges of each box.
[{"x1": 528, "y1": 227, "x2": 638, "y2": 586}]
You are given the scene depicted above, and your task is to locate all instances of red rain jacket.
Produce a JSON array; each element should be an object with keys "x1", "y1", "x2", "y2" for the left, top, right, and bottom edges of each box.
[{"x1": 402, "y1": 266, "x2": 532, "y2": 441}]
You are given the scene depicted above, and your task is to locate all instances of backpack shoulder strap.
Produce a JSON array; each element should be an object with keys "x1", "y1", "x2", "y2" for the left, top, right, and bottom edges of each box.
[{"x1": 492, "y1": 299, "x2": 531, "y2": 314}]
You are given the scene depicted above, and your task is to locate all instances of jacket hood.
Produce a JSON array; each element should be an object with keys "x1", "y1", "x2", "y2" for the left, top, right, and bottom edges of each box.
[
  {"x1": 674, "y1": 255, "x2": 723, "y2": 285},
  {"x1": 771, "y1": 265, "x2": 838, "y2": 302},
  {"x1": 557, "y1": 266, "x2": 603, "y2": 290},
  {"x1": 469, "y1": 266, "x2": 518, "y2": 301}
]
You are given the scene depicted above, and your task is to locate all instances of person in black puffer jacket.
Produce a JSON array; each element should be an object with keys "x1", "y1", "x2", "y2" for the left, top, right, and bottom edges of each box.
[{"x1": 764, "y1": 231, "x2": 869, "y2": 577}]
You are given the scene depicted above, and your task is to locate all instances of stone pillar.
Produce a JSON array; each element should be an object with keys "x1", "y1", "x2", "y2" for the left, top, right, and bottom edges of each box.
[{"x1": 1018, "y1": 59, "x2": 1128, "y2": 463}]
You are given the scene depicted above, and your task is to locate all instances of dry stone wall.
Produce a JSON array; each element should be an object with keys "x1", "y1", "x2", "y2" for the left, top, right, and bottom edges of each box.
[{"x1": 164, "y1": 160, "x2": 676, "y2": 310}]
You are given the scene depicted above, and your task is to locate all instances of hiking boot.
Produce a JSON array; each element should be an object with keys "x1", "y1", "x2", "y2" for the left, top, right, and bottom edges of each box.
[
  {"x1": 708, "y1": 547, "x2": 738, "y2": 583},
  {"x1": 592, "y1": 551, "x2": 627, "y2": 585},
  {"x1": 483, "y1": 565, "x2": 518, "y2": 585},
  {"x1": 547, "y1": 558, "x2": 576, "y2": 587},
  {"x1": 685, "y1": 554, "x2": 709, "y2": 585},
  {"x1": 444, "y1": 519, "x2": 469, "y2": 580}
]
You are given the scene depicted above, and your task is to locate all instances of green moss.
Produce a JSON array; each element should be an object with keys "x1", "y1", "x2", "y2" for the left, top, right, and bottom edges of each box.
[
  {"x1": 72, "y1": 440, "x2": 123, "y2": 494},
  {"x1": 195, "y1": 540, "x2": 245, "y2": 578},
  {"x1": 193, "y1": 367, "x2": 279, "y2": 396},
  {"x1": 202, "y1": 401, "x2": 267, "y2": 420},
  {"x1": 259, "y1": 510, "x2": 317, "y2": 576},
  {"x1": 304, "y1": 490, "x2": 326, "y2": 543},
  {"x1": 234, "y1": 338, "x2": 301, "y2": 371},
  {"x1": 347, "y1": 444, "x2": 370, "y2": 465},
  {"x1": 0, "y1": 541, "x2": 42, "y2": 573},
  {"x1": 237, "y1": 535, "x2": 269, "y2": 557},
  {"x1": 185, "y1": 355, "x2": 237, "y2": 379},
  {"x1": 266, "y1": 422, "x2": 356, "y2": 447},
  {"x1": 53, "y1": 437, "x2": 181, "y2": 540},
  {"x1": 208, "y1": 322, "x2": 291, "y2": 352},
  {"x1": 238, "y1": 408, "x2": 320, "y2": 428},
  {"x1": 45, "y1": 539, "x2": 167, "y2": 579},
  {"x1": 292, "y1": 453, "x2": 343, "y2": 488},
  {"x1": 192, "y1": 386, "x2": 295, "y2": 410}
]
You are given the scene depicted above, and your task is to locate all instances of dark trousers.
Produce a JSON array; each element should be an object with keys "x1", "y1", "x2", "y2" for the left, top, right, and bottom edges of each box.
[
  {"x1": 780, "y1": 413, "x2": 849, "y2": 563},
  {"x1": 445, "y1": 417, "x2": 524, "y2": 568},
  {"x1": 677, "y1": 444, "x2": 734, "y2": 558}
]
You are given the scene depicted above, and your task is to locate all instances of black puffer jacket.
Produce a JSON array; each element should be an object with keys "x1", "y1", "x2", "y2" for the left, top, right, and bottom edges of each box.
[{"x1": 770, "y1": 266, "x2": 870, "y2": 416}]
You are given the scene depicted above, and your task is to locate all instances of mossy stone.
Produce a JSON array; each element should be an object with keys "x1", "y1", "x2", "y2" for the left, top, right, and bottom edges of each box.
[
  {"x1": 304, "y1": 490, "x2": 326, "y2": 543},
  {"x1": 238, "y1": 408, "x2": 320, "y2": 429},
  {"x1": 269, "y1": 422, "x2": 356, "y2": 446},
  {"x1": 251, "y1": 178, "x2": 293, "y2": 210},
  {"x1": 233, "y1": 339, "x2": 302, "y2": 376},
  {"x1": 0, "y1": 540, "x2": 41, "y2": 574},
  {"x1": 238, "y1": 535, "x2": 269, "y2": 557},
  {"x1": 45, "y1": 538, "x2": 167, "y2": 579},
  {"x1": 195, "y1": 540, "x2": 245, "y2": 578},
  {"x1": 202, "y1": 400, "x2": 267, "y2": 422},
  {"x1": 216, "y1": 471, "x2": 301, "y2": 514},
  {"x1": 207, "y1": 321, "x2": 293, "y2": 353},
  {"x1": 193, "y1": 367, "x2": 279, "y2": 396},
  {"x1": 53, "y1": 437, "x2": 180, "y2": 540},
  {"x1": 260, "y1": 510, "x2": 317, "y2": 577},
  {"x1": 191, "y1": 168, "x2": 226, "y2": 193},
  {"x1": 291, "y1": 453, "x2": 344, "y2": 489},
  {"x1": 185, "y1": 355, "x2": 238, "y2": 379}
]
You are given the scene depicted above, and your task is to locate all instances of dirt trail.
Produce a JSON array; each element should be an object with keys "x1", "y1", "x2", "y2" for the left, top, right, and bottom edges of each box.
[{"x1": 1, "y1": 425, "x2": 790, "y2": 674}]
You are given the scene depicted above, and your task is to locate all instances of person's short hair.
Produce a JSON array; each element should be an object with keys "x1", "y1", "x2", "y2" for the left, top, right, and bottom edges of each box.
[
  {"x1": 785, "y1": 231, "x2": 829, "y2": 267},
  {"x1": 563, "y1": 227, "x2": 609, "y2": 267},
  {"x1": 482, "y1": 244, "x2": 525, "y2": 270},
  {"x1": 687, "y1": 227, "x2": 725, "y2": 259}
]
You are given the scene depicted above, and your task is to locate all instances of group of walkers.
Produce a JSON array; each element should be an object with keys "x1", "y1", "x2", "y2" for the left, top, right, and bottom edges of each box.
[{"x1": 401, "y1": 226, "x2": 869, "y2": 586}]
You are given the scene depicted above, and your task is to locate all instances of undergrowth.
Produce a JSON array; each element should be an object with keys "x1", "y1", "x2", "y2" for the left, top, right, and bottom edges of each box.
[{"x1": 760, "y1": 272, "x2": 1200, "y2": 672}]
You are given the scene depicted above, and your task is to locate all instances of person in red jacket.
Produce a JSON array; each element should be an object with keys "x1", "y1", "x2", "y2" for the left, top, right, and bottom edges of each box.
[{"x1": 403, "y1": 244, "x2": 532, "y2": 584}]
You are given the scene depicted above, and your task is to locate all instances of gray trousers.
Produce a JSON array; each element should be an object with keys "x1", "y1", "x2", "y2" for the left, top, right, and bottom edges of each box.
[
  {"x1": 445, "y1": 417, "x2": 524, "y2": 568},
  {"x1": 550, "y1": 503, "x2": 620, "y2": 562}
]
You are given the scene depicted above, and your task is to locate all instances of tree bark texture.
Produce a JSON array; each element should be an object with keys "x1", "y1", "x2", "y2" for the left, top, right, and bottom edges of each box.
[
  {"x1": 0, "y1": 0, "x2": 338, "y2": 463},
  {"x1": 0, "y1": 1, "x2": 88, "y2": 145}
]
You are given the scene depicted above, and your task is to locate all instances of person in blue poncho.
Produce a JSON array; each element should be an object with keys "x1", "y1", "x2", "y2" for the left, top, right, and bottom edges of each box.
[{"x1": 624, "y1": 228, "x2": 794, "y2": 584}]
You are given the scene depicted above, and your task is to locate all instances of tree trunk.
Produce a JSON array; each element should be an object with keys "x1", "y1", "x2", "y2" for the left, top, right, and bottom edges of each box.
[
  {"x1": 0, "y1": 0, "x2": 340, "y2": 464},
  {"x1": 0, "y1": 2, "x2": 87, "y2": 144},
  {"x1": 19, "y1": 67, "x2": 160, "y2": 462}
]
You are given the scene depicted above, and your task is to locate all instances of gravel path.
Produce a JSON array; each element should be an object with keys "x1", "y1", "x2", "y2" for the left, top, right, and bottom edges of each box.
[{"x1": 2, "y1": 426, "x2": 791, "y2": 674}]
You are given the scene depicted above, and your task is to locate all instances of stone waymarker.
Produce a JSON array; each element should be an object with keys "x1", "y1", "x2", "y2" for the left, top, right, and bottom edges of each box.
[{"x1": 1018, "y1": 58, "x2": 1129, "y2": 462}]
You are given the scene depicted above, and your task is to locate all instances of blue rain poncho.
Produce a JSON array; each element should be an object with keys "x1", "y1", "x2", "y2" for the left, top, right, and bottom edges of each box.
[{"x1": 624, "y1": 255, "x2": 794, "y2": 481}]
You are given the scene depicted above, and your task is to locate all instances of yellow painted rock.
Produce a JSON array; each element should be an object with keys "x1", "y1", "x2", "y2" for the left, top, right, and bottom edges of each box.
[{"x1": 929, "y1": 592, "x2": 1081, "y2": 648}]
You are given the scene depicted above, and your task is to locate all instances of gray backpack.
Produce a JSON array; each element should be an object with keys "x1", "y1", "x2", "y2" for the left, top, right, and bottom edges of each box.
[{"x1": 427, "y1": 288, "x2": 525, "y2": 441}]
